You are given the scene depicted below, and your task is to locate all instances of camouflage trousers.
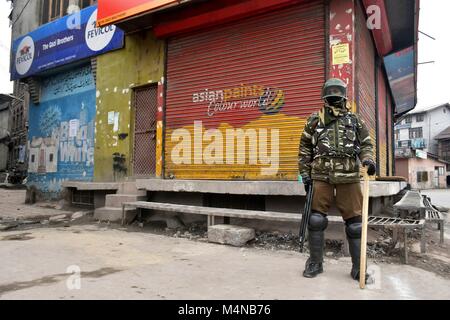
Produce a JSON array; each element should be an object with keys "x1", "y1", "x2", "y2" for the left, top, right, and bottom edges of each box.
[{"x1": 311, "y1": 180, "x2": 362, "y2": 221}]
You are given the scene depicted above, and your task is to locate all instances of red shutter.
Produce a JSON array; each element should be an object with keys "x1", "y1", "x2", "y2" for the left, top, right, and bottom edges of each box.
[
  {"x1": 356, "y1": 0, "x2": 376, "y2": 163},
  {"x1": 165, "y1": 1, "x2": 326, "y2": 180}
]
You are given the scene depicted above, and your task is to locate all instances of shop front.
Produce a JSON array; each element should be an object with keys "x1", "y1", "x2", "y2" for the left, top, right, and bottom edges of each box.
[{"x1": 10, "y1": 5, "x2": 124, "y2": 199}]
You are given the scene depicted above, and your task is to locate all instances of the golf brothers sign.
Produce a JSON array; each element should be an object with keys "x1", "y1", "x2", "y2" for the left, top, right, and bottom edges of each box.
[{"x1": 11, "y1": 5, "x2": 124, "y2": 80}]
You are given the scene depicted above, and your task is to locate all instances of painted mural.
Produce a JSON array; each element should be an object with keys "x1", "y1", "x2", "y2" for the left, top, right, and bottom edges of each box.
[{"x1": 28, "y1": 65, "x2": 95, "y2": 199}]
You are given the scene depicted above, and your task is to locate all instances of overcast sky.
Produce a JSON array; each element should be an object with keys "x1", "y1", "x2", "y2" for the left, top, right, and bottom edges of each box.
[{"x1": 0, "y1": 0, "x2": 449, "y2": 108}]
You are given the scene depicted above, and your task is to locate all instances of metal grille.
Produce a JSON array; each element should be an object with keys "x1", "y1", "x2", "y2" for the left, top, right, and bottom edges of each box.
[
  {"x1": 368, "y1": 216, "x2": 423, "y2": 227},
  {"x1": 72, "y1": 190, "x2": 94, "y2": 206},
  {"x1": 133, "y1": 86, "x2": 157, "y2": 176}
]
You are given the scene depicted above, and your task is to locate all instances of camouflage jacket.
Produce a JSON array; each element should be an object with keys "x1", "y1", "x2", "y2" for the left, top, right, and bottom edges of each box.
[{"x1": 298, "y1": 110, "x2": 374, "y2": 184}]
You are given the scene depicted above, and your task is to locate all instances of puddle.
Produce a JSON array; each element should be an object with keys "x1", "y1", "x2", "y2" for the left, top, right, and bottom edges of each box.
[
  {"x1": 1, "y1": 233, "x2": 34, "y2": 241},
  {"x1": 0, "y1": 267, "x2": 122, "y2": 296}
]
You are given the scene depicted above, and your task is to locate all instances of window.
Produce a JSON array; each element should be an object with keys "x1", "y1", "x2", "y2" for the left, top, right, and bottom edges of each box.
[
  {"x1": 31, "y1": 155, "x2": 35, "y2": 163},
  {"x1": 405, "y1": 115, "x2": 412, "y2": 124},
  {"x1": 416, "y1": 114, "x2": 424, "y2": 122},
  {"x1": 417, "y1": 171, "x2": 428, "y2": 182},
  {"x1": 398, "y1": 140, "x2": 411, "y2": 148},
  {"x1": 440, "y1": 140, "x2": 450, "y2": 161},
  {"x1": 395, "y1": 129, "x2": 400, "y2": 141},
  {"x1": 437, "y1": 167, "x2": 444, "y2": 176},
  {"x1": 409, "y1": 127, "x2": 423, "y2": 139},
  {"x1": 49, "y1": 154, "x2": 54, "y2": 162},
  {"x1": 42, "y1": 0, "x2": 96, "y2": 24}
]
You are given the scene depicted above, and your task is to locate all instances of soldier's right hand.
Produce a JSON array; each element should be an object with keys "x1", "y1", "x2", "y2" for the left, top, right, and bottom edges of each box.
[{"x1": 362, "y1": 159, "x2": 376, "y2": 176}]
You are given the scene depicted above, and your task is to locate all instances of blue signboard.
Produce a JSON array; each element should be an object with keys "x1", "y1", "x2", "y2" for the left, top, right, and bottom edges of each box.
[
  {"x1": 11, "y1": 5, "x2": 124, "y2": 80},
  {"x1": 384, "y1": 46, "x2": 416, "y2": 115}
]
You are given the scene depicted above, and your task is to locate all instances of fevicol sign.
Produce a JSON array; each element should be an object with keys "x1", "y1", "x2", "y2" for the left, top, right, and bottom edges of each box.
[
  {"x1": 85, "y1": 9, "x2": 117, "y2": 52},
  {"x1": 15, "y1": 36, "x2": 35, "y2": 76},
  {"x1": 11, "y1": 5, "x2": 124, "y2": 81}
]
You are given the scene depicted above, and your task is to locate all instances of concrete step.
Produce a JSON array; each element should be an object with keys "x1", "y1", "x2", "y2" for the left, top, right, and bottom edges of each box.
[
  {"x1": 105, "y1": 194, "x2": 147, "y2": 208},
  {"x1": 118, "y1": 182, "x2": 147, "y2": 196},
  {"x1": 94, "y1": 207, "x2": 136, "y2": 223}
]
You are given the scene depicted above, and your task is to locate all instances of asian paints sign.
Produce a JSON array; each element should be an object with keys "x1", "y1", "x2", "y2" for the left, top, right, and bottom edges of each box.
[
  {"x1": 11, "y1": 5, "x2": 124, "y2": 80},
  {"x1": 192, "y1": 84, "x2": 285, "y2": 117},
  {"x1": 27, "y1": 65, "x2": 95, "y2": 199}
]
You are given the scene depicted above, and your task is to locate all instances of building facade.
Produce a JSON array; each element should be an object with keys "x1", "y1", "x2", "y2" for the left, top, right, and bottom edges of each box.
[
  {"x1": 94, "y1": 0, "x2": 419, "y2": 184},
  {"x1": 435, "y1": 126, "x2": 450, "y2": 186},
  {"x1": 0, "y1": 95, "x2": 13, "y2": 173},
  {"x1": 396, "y1": 156, "x2": 447, "y2": 190},
  {"x1": 394, "y1": 103, "x2": 450, "y2": 188},
  {"x1": 9, "y1": 0, "x2": 123, "y2": 199},
  {"x1": 395, "y1": 103, "x2": 450, "y2": 157},
  {"x1": 9, "y1": 0, "x2": 420, "y2": 225}
]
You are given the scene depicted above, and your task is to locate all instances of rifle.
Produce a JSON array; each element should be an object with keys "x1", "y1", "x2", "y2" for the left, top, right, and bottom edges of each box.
[{"x1": 298, "y1": 181, "x2": 314, "y2": 252}]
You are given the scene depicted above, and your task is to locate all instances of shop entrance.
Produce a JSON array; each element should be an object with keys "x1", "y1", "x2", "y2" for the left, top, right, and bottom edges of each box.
[{"x1": 133, "y1": 85, "x2": 157, "y2": 176}]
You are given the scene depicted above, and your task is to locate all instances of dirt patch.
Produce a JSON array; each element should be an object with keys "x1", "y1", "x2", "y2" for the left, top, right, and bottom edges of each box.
[{"x1": 116, "y1": 219, "x2": 450, "y2": 279}]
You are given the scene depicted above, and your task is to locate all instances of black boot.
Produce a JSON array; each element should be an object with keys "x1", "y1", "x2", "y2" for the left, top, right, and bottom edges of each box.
[
  {"x1": 303, "y1": 230, "x2": 324, "y2": 278},
  {"x1": 346, "y1": 218, "x2": 369, "y2": 282},
  {"x1": 347, "y1": 236, "x2": 362, "y2": 280},
  {"x1": 303, "y1": 213, "x2": 328, "y2": 278}
]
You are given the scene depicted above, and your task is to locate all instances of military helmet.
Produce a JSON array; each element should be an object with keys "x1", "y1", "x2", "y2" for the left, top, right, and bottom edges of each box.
[{"x1": 321, "y1": 78, "x2": 347, "y2": 106}]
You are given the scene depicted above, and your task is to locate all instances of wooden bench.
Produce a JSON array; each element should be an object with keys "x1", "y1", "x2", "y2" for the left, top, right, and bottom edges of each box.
[{"x1": 122, "y1": 201, "x2": 425, "y2": 263}]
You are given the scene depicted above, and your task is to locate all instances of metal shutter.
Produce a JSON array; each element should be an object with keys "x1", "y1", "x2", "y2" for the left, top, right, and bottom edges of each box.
[
  {"x1": 356, "y1": 0, "x2": 377, "y2": 166},
  {"x1": 387, "y1": 92, "x2": 394, "y2": 176},
  {"x1": 377, "y1": 66, "x2": 387, "y2": 176},
  {"x1": 165, "y1": 0, "x2": 326, "y2": 180}
]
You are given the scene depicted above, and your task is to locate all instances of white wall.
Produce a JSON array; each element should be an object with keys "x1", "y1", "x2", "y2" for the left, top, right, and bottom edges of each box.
[
  {"x1": 396, "y1": 105, "x2": 450, "y2": 154},
  {"x1": 425, "y1": 107, "x2": 450, "y2": 154}
]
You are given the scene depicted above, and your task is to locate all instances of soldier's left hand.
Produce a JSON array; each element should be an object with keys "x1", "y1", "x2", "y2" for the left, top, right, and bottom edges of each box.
[{"x1": 362, "y1": 159, "x2": 376, "y2": 176}]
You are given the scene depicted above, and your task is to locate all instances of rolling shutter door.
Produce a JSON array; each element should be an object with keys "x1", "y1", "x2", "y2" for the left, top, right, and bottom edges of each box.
[
  {"x1": 165, "y1": 0, "x2": 326, "y2": 180},
  {"x1": 356, "y1": 0, "x2": 377, "y2": 166}
]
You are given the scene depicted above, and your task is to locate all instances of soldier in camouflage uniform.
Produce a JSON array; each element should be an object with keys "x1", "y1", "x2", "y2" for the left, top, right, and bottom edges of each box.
[{"x1": 298, "y1": 78, "x2": 376, "y2": 280}]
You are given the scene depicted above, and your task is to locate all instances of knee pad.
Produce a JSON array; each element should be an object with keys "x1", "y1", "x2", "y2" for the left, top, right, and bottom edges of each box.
[
  {"x1": 345, "y1": 216, "x2": 362, "y2": 226},
  {"x1": 346, "y1": 221, "x2": 362, "y2": 239},
  {"x1": 308, "y1": 212, "x2": 328, "y2": 231}
]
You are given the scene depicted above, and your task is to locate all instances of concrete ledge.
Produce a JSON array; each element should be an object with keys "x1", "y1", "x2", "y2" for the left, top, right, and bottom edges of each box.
[
  {"x1": 136, "y1": 179, "x2": 406, "y2": 197},
  {"x1": 62, "y1": 181, "x2": 120, "y2": 191}
]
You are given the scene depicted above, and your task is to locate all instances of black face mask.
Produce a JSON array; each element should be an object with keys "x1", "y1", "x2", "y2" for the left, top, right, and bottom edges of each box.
[{"x1": 325, "y1": 96, "x2": 344, "y2": 107}]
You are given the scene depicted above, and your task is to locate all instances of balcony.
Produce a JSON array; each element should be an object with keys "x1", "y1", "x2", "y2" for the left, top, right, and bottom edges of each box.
[{"x1": 411, "y1": 138, "x2": 426, "y2": 149}]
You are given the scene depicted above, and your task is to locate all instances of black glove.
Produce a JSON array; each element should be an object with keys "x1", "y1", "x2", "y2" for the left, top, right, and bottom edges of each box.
[
  {"x1": 302, "y1": 175, "x2": 312, "y2": 193},
  {"x1": 362, "y1": 159, "x2": 376, "y2": 176}
]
